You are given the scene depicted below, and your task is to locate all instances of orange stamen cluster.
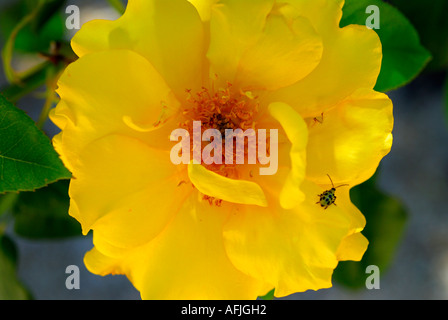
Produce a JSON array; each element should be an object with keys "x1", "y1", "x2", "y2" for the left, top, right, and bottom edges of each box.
[
  {"x1": 181, "y1": 82, "x2": 260, "y2": 205},
  {"x1": 183, "y1": 82, "x2": 258, "y2": 133},
  {"x1": 202, "y1": 195, "x2": 223, "y2": 207}
]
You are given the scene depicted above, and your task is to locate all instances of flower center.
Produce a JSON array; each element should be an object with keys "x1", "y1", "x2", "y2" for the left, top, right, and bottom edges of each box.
[
  {"x1": 174, "y1": 82, "x2": 279, "y2": 207},
  {"x1": 181, "y1": 82, "x2": 260, "y2": 177},
  {"x1": 184, "y1": 82, "x2": 258, "y2": 133}
]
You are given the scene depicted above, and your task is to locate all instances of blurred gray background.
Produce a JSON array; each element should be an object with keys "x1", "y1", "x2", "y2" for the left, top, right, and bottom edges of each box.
[{"x1": 1, "y1": 0, "x2": 448, "y2": 300}]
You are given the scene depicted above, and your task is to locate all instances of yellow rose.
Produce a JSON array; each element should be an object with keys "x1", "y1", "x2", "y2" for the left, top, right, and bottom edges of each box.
[{"x1": 50, "y1": 0, "x2": 393, "y2": 299}]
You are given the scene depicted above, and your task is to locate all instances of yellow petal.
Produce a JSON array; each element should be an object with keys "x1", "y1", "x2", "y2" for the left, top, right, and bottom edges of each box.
[
  {"x1": 306, "y1": 88, "x2": 393, "y2": 187},
  {"x1": 268, "y1": 102, "x2": 308, "y2": 209},
  {"x1": 337, "y1": 186, "x2": 367, "y2": 232},
  {"x1": 223, "y1": 179, "x2": 353, "y2": 297},
  {"x1": 87, "y1": 194, "x2": 268, "y2": 299},
  {"x1": 84, "y1": 246, "x2": 123, "y2": 276},
  {"x1": 337, "y1": 232, "x2": 369, "y2": 261},
  {"x1": 207, "y1": 0, "x2": 275, "y2": 86},
  {"x1": 50, "y1": 49, "x2": 180, "y2": 173},
  {"x1": 69, "y1": 134, "x2": 190, "y2": 252},
  {"x1": 188, "y1": 163, "x2": 268, "y2": 207},
  {"x1": 333, "y1": 187, "x2": 368, "y2": 261},
  {"x1": 266, "y1": 8, "x2": 382, "y2": 117},
  {"x1": 278, "y1": 0, "x2": 345, "y2": 35},
  {"x1": 208, "y1": 0, "x2": 322, "y2": 91},
  {"x1": 188, "y1": 0, "x2": 219, "y2": 22},
  {"x1": 71, "y1": 0, "x2": 205, "y2": 98},
  {"x1": 235, "y1": 9, "x2": 323, "y2": 91}
]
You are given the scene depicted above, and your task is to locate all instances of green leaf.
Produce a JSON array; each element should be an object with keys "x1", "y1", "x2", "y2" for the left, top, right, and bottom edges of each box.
[
  {"x1": 30, "y1": 0, "x2": 67, "y2": 33},
  {"x1": 340, "y1": 0, "x2": 432, "y2": 92},
  {"x1": 333, "y1": 173, "x2": 407, "y2": 289},
  {"x1": 0, "y1": 93, "x2": 71, "y2": 194},
  {"x1": 388, "y1": 0, "x2": 448, "y2": 72},
  {"x1": 0, "y1": 235, "x2": 32, "y2": 300},
  {"x1": 13, "y1": 179, "x2": 81, "y2": 239},
  {"x1": 258, "y1": 288, "x2": 275, "y2": 300}
]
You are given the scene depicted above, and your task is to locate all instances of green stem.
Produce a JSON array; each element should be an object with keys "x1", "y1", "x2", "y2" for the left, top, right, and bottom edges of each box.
[
  {"x1": 106, "y1": 0, "x2": 126, "y2": 15},
  {"x1": 444, "y1": 74, "x2": 448, "y2": 126},
  {"x1": 0, "y1": 193, "x2": 19, "y2": 236},
  {"x1": 0, "y1": 61, "x2": 51, "y2": 103},
  {"x1": 36, "y1": 88, "x2": 55, "y2": 129},
  {"x1": 1, "y1": 0, "x2": 46, "y2": 84},
  {"x1": 36, "y1": 65, "x2": 61, "y2": 129}
]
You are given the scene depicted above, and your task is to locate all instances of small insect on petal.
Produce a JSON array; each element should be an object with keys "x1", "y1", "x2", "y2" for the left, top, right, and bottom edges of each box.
[
  {"x1": 316, "y1": 174, "x2": 348, "y2": 210},
  {"x1": 310, "y1": 112, "x2": 324, "y2": 127}
]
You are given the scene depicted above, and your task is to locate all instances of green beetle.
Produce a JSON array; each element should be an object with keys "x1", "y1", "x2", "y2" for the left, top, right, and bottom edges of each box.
[{"x1": 316, "y1": 174, "x2": 348, "y2": 209}]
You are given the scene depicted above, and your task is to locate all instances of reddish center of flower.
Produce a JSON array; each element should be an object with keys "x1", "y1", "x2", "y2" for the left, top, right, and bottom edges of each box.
[
  {"x1": 181, "y1": 82, "x2": 261, "y2": 205},
  {"x1": 183, "y1": 82, "x2": 258, "y2": 132}
]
